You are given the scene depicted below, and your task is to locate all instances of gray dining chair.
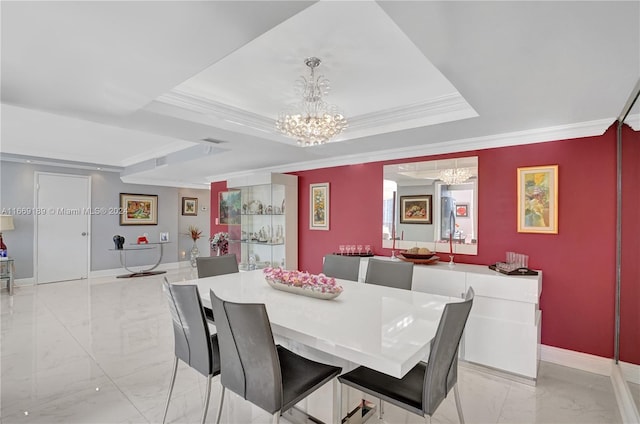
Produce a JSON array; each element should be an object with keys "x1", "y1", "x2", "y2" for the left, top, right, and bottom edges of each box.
[
  {"x1": 364, "y1": 258, "x2": 414, "y2": 290},
  {"x1": 322, "y1": 254, "x2": 361, "y2": 281},
  {"x1": 162, "y1": 279, "x2": 221, "y2": 424},
  {"x1": 196, "y1": 254, "x2": 239, "y2": 278},
  {"x1": 196, "y1": 254, "x2": 239, "y2": 321},
  {"x1": 210, "y1": 290, "x2": 342, "y2": 424},
  {"x1": 338, "y1": 287, "x2": 474, "y2": 423}
]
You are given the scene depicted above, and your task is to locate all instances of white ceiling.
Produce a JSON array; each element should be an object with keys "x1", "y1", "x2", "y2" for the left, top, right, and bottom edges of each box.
[{"x1": 1, "y1": 1, "x2": 638, "y2": 188}]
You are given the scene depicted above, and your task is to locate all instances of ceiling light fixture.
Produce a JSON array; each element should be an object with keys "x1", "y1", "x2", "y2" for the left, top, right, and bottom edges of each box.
[
  {"x1": 276, "y1": 57, "x2": 347, "y2": 146},
  {"x1": 439, "y1": 166, "x2": 472, "y2": 185}
]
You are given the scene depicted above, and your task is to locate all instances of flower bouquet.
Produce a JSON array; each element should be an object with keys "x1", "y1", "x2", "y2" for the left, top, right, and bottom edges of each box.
[
  {"x1": 188, "y1": 225, "x2": 202, "y2": 241},
  {"x1": 263, "y1": 267, "x2": 343, "y2": 300},
  {"x1": 210, "y1": 232, "x2": 229, "y2": 256}
]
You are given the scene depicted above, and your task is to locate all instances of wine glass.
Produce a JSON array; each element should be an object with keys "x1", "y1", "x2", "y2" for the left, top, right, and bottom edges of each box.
[
  {"x1": 365, "y1": 244, "x2": 371, "y2": 255},
  {"x1": 357, "y1": 245, "x2": 363, "y2": 255},
  {"x1": 350, "y1": 245, "x2": 357, "y2": 256},
  {"x1": 339, "y1": 245, "x2": 345, "y2": 255}
]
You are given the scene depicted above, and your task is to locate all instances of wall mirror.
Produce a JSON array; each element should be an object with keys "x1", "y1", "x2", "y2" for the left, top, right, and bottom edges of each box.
[{"x1": 382, "y1": 156, "x2": 478, "y2": 255}]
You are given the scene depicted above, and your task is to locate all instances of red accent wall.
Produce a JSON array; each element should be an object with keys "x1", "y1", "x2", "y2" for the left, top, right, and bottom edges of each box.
[
  {"x1": 212, "y1": 125, "x2": 624, "y2": 360},
  {"x1": 620, "y1": 124, "x2": 640, "y2": 365}
]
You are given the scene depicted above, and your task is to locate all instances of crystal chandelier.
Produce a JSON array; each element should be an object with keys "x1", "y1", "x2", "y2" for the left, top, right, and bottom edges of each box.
[
  {"x1": 439, "y1": 168, "x2": 472, "y2": 185},
  {"x1": 276, "y1": 57, "x2": 347, "y2": 146}
]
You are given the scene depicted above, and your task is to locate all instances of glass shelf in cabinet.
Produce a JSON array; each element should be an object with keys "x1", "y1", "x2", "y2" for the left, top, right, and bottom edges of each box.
[{"x1": 239, "y1": 240, "x2": 285, "y2": 246}]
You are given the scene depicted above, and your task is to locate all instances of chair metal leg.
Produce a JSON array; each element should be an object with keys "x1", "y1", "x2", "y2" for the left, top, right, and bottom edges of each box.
[
  {"x1": 215, "y1": 386, "x2": 225, "y2": 424},
  {"x1": 162, "y1": 356, "x2": 179, "y2": 424},
  {"x1": 333, "y1": 379, "x2": 342, "y2": 424},
  {"x1": 378, "y1": 399, "x2": 384, "y2": 419},
  {"x1": 272, "y1": 411, "x2": 280, "y2": 424},
  {"x1": 454, "y1": 383, "x2": 465, "y2": 424},
  {"x1": 201, "y1": 375, "x2": 212, "y2": 424}
]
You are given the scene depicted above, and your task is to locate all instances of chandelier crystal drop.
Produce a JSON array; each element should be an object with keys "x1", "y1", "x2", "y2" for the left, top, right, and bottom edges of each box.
[
  {"x1": 439, "y1": 168, "x2": 472, "y2": 185},
  {"x1": 276, "y1": 57, "x2": 348, "y2": 146}
]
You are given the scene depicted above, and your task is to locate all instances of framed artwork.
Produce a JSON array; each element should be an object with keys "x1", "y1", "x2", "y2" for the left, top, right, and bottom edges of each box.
[
  {"x1": 120, "y1": 193, "x2": 158, "y2": 225},
  {"x1": 181, "y1": 197, "x2": 198, "y2": 216},
  {"x1": 456, "y1": 203, "x2": 469, "y2": 217},
  {"x1": 310, "y1": 183, "x2": 329, "y2": 230},
  {"x1": 219, "y1": 190, "x2": 241, "y2": 225},
  {"x1": 159, "y1": 232, "x2": 169, "y2": 242},
  {"x1": 400, "y1": 195, "x2": 432, "y2": 224},
  {"x1": 517, "y1": 165, "x2": 558, "y2": 234}
]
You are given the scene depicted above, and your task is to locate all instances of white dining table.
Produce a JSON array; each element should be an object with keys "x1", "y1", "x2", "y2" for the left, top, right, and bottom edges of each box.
[{"x1": 180, "y1": 269, "x2": 458, "y2": 423}]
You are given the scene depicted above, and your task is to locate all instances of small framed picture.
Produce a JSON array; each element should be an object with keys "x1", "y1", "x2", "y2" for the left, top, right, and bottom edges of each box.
[
  {"x1": 456, "y1": 203, "x2": 469, "y2": 217},
  {"x1": 159, "y1": 232, "x2": 169, "y2": 242},
  {"x1": 181, "y1": 197, "x2": 198, "y2": 216},
  {"x1": 399, "y1": 195, "x2": 432, "y2": 224}
]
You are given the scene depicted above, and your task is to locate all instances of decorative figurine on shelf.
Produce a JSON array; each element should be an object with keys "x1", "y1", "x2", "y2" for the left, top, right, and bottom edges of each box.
[
  {"x1": 210, "y1": 232, "x2": 229, "y2": 256},
  {"x1": 113, "y1": 235, "x2": 125, "y2": 250},
  {"x1": 137, "y1": 233, "x2": 149, "y2": 244}
]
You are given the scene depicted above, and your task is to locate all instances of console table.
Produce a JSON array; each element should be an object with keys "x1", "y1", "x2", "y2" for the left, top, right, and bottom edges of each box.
[
  {"x1": 110, "y1": 242, "x2": 169, "y2": 278},
  {"x1": 357, "y1": 257, "x2": 542, "y2": 381}
]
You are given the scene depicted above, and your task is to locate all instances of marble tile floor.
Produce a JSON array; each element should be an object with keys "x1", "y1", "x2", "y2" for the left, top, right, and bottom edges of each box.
[{"x1": 1, "y1": 266, "x2": 623, "y2": 424}]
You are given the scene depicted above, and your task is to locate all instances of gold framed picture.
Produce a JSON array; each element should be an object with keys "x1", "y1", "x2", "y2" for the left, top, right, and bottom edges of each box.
[
  {"x1": 310, "y1": 183, "x2": 329, "y2": 230},
  {"x1": 120, "y1": 193, "x2": 158, "y2": 225},
  {"x1": 517, "y1": 165, "x2": 558, "y2": 234}
]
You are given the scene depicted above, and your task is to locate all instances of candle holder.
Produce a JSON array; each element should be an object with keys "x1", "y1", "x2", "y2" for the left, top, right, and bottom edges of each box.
[{"x1": 448, "y1": 255, "x2": 455, "y2": 267}]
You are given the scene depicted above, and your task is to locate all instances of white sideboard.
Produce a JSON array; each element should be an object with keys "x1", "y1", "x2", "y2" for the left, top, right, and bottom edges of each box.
[{"x1": 357, "y1": 257, "x2": 542, "y2": 380}]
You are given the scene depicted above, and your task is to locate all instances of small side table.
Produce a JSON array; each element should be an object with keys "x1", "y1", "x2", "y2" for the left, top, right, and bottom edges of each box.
[{"x1": 0, "y1": 258, "x2": 15, "y2": 295}]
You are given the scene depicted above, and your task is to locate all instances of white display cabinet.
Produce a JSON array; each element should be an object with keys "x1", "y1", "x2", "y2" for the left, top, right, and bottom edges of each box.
[{"x1": 227, "y1": 173, "x2": 298, "y2": 271}]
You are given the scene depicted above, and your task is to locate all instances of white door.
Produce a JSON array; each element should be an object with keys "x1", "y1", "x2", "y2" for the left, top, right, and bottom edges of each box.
[{"x1": 35, "y1": 172, "x2": 91, "y2": 283}]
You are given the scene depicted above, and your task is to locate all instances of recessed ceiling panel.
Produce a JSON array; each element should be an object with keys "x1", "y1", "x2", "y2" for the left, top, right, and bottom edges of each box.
[{"x1": 167, "y1": 0, "x2": 477, "y2": 140}]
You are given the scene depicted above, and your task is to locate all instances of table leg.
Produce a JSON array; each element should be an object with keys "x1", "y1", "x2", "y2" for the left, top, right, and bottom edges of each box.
[
  {"x1": 116, "y1": 245, "x2": 167, "y2": 278},
  {"x1": 9, "y1": 261, "x2": 14, "y2": 295}
]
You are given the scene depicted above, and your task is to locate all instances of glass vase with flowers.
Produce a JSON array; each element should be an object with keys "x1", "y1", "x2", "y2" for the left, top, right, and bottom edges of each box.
[
  {"x1": 187, "y1": 225, "x2": 202, "y2": 267},
  {"x1": 210, "y1": 232, "x2": 229, "y2": 256}
]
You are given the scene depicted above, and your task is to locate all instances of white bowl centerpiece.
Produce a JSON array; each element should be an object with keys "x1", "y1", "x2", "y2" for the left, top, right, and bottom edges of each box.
[{"x1": 263, "y1": 267, "x2": 343, "y2": 300}]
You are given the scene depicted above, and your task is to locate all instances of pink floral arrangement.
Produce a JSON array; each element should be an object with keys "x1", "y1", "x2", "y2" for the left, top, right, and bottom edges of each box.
[{"x1": 263, "y1": 267, "x2": 343, "y2": 295}]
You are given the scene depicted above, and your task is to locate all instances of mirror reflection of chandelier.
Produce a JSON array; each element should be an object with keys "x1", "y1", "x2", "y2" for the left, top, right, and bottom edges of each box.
[
  {"x1": 439, "y1": 167, "x2": 472, "y2": 185},
  {"x1": 276, "y1": 57, "x2": 348, "y2": 146}
]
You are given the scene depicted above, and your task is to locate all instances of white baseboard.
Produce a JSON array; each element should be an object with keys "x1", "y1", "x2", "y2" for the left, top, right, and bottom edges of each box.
[
  {"x1": 89, "y1": 261, "x2": 182, "y2": 278},
  {"x1": 611, "y1": 363, "x2": 640, "y2": 424},
  {"x1": 620, "y1": 361, "x2": 640, "y2": 385},
  {"x1": 14, "y1": 277, "x2": 35, "y2": 286},
  {"x1": 540, "y1": 344, "x2": 613, "y2": 376}
]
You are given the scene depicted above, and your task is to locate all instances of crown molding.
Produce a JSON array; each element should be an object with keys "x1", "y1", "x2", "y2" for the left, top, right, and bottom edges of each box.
[
  {"x1": 157, "y1": 89, "x2": 478, "y2": 143},
  {"x1": 207, "y1": 117, "x2": 614, "y2": 182},
  {"x1": 119, "y1": 174, "x2": 211, "y2": 190},
  {"x1": 157, "y1": 89, "x2": 275, "y2": 130},
  {"x1": 623, "y1": 113, "x2": 639, "y2": 131},
  {"x1": 0, "y1": 153, "x2": 124, "y2": 172},
  {"x1": 348, "y1": 93, "x2": 477, "y2": 130}
]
